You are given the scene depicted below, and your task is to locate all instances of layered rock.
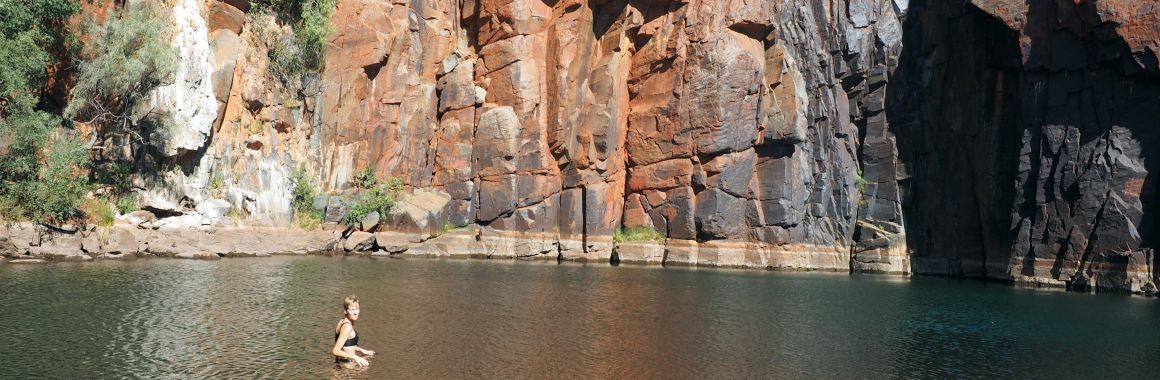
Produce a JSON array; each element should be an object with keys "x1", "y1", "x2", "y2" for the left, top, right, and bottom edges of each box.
[
  {"x1": 132, "y1": 0, "x2": 908, "y2": 270},
  {"x1": 38, "y1": 0, "x2": 1160, "y2": 295},
  {"x1": 60, "y1": 0, "x2": 906, "y2": 268}
]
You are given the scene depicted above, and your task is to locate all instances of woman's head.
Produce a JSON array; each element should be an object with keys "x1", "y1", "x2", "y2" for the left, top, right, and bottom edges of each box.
[{"x1": 343, "y1": 295, "x2": 360, "y2": 321}]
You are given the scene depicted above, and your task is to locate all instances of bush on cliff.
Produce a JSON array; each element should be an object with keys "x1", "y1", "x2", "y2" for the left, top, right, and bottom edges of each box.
[
  {"x1": 291, "y1": 166, "x2": 323, "y2": 229},
  {"x1": 251, "y1": 0, "x2": 336, "y2": 83},
  {"x1": 65, "y1": 4, "x2": 177, "y2": 131},
  {"x1": 353, "y1": 167, "x2": 377, "y2": 189},
  {"x1": 344, "y1": 177, "x2": 404, "y2": 227}
]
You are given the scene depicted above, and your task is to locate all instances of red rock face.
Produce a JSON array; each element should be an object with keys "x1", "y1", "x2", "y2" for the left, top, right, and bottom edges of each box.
[
  {"x1": 40, "y1": 0, "x2": 1159, "y2": 292},
  {"x1": 66, "y1": 0, "x2": 1148, "y2": 292},
  {"x1": 195, "y1": 0, "x2": 905, "y2": 265}
]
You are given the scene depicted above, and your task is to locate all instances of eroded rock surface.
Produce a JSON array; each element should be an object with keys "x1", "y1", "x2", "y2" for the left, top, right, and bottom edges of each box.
[
  {"x1": 891, "y1": 0, "x2": 1160, "y2": 293},
  {"x1": 39, "y1": 0, "x2": 1160, "y2": 295}
]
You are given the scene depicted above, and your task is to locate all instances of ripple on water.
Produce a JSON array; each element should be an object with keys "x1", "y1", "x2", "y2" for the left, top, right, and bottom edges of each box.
[{"x1": 1, "y1": 257, "x2": 1159, "y2": 379}]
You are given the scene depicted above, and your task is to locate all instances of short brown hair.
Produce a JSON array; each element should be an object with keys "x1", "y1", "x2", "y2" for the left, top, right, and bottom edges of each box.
[{"x1": 343, "y1": 295, "x2": 359, "y2": 311}]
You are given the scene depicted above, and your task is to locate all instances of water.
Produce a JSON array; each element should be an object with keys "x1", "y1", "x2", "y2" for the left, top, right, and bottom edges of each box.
[{"x1": 1, "y1": 256, "x2": 1157, "y2": 379}]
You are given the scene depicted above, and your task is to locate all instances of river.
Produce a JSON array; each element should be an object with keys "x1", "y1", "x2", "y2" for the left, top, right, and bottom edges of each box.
[{"x1": 1, "y1": 256, "x2": 1157, "y2": 378}]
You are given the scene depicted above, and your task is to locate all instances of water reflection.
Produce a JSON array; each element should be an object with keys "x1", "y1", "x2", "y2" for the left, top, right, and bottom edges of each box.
[{"x1": 1, "y1": 258, "x2": 1159, "y2": 379}]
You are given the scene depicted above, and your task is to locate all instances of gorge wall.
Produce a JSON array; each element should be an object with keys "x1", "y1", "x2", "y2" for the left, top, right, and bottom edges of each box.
[
  {"x1": 890, "y1": 0, "x2": 1160, "y2": 294},
  {"x1": 18, "y1": 0, "x2": 1159, "y2": 295},
  {"x1": 129, "y1": 0, "x2": 908, "y2": 271}
]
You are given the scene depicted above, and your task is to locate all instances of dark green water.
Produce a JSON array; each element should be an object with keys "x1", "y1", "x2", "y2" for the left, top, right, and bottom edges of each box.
[{"x1": 0, "y1": 256, "x2": 1157, "y2": 379}]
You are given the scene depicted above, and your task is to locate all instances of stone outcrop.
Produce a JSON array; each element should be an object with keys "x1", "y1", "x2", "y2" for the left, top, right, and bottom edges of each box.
[
  {"x1": 32, "y1": 0, "x2": 1160, "y2": 296},
  {"x1": 0, "y1": 222, "x2": 337, "y2": 260}
]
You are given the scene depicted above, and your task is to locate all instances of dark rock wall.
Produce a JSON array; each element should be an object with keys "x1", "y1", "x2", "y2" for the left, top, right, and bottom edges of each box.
[{"x1": 890, "y1": 0, "x2": 1160, "y2": 293}]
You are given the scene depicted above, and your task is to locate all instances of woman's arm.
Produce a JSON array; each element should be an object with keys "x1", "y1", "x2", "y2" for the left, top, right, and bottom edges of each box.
[
  {"x1": 332, "y1": 325, "x2": 369, "y2": 367},
  {"x1": 356, "y1": 346, "x2": 376, "y2": 356}
]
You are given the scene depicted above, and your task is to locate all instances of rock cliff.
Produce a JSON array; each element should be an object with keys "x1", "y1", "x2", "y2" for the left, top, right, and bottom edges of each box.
[
  {"x1": 121, "y1": 0, "x2": 908, "y2": 271},
  {"x1": 14, "y1": 0, "x2": 1158, "y2": 295},
  {"x1": 889, "y1": 0, "x2": 1159, "y2": 294}
]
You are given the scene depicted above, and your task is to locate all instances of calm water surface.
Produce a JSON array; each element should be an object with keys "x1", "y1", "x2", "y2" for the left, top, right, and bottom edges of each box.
[{"x1": 1, "y1": 256, "x2": 1157, "y2": 379}]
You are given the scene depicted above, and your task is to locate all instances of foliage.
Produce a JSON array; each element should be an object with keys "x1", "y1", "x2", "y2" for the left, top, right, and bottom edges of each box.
[
  {"x1": 225, "y1": 205, "x2": 240, "y2": 220},
  {"x1": 80, "y1": 197, "x2": 115, "y2": 227},
  {"x1": 291, "y1": 166, "x2": 316, "y2": 211},
  {"x1": 0, "y1": 95, "x2": 57, "y2": 181},
  {"x1": 115, "y1": 195, "x2": 137, "y2": 214},
  {"x1": 344, "y1": 177, "x2": 403, "y2": 226},
  {"x1": 291, "y1": 166, "x2": 323, "y2": 229},
  {"x1": 0, "y1": 0, "x2": 92, "y2": 225},
  {"x1": 250, "y1": 0, "x2": 336, "y2": 83},
  {"x1": 0, "y1": 0, "x2": 80, "y2": 37},
  {"x1": 0, "y1": 0, "x2": 79, "y2": 96},
  {"x1": 353, "y1": 167, "x2": 377, "y2": 189},
  {"x1": 66, "y1": 4, "x2": 177, "y2": 129},
  {"x1": 0, "y1": 100, "x2": 90, "y2": 224},
  {"x1": 248, "y1": 119, "x2": 265, "y2": 134},
  {"x1": 293, "y1": 208, "x2": 322, "y2": 230},
  {"x1": 613, "y1": 226, "x2": 664, "y2": 244},
  {"x1": 384, "y1": 176, "x2": 404, "y2": 193},
  {"x1": 206, "y1": 172, "x2": 227, "y2": 198},
  {"x1": 0, "y1": 31, "x2": 53, "y2": 97},
  {"x1": 4, "y1": 133, "x2": 92, "y2": 223},
  {"x1": 92, "y1": 160, "x2": 134, "y2": 194},
  {"x1": 293, "y1": 0, "x2": 335, "y2": 73},
  {"x1": 854, "y1": 169, "x2": 867, "y2": 194},
  {"x1": 0, "y1": 192, "x2": 23, "y2": 223}
]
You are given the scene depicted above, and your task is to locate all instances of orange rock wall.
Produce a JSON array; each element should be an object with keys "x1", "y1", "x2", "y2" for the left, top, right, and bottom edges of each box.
[{"x1": 194, "y1": 0, "x2": 905, "y2": 261}]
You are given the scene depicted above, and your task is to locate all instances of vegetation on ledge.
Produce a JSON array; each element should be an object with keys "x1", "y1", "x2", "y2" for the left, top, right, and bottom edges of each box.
[
  {"x1": 291, "y1": 166, "x2": 323, "y2": 230},
  {"x1": 613, "y1": 227, "x2": 665, "y2": 244},
  {"x1": 250, "y1": 0, "x2": 337, "y2": 87},
  {"x1": 345, "y1": 172, "x2": 404, "y2": 226}
]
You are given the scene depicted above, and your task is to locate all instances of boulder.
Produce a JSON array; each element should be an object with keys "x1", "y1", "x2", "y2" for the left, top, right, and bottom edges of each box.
[
  {"x1": 373, "y1": 232, "x2": 413, "y2": 254},
  {"x1": 208, "y1": 1, "x2": 245, "y2": 34},
  {"x1": 120, "y1": 210, "x2": 156, "y2": 227},
  {"x1": 344, "y1": 231, "x2": 376, "y2": 252},
  {"x1": 325, "y1": 202, "x2": 350, "y2": 224},
  {"x1": 359, "y1": 211, "x2": 380, "y2": 232},
  {"x1": 383, "y1": 189, "x2": 451, "y2": 236}
]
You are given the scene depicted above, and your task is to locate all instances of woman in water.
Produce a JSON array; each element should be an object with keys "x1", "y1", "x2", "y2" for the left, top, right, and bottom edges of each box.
[{"x1": 333, "y1": 295, "x2": 375, "y2": 367}]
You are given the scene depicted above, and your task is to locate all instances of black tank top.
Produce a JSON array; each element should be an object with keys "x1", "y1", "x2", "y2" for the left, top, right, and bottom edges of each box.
[
  {"x1": 335, "y1": 320, "x2": 359, "y2": 363},
  {"x1": 335, "y1": 320, "x2": 359, "y2": 347}
]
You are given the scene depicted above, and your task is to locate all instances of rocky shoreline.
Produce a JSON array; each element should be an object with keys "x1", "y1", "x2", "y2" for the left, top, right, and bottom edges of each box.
[{"x1": 2, "y1": 222, "x2": 1153, "y2": 298}]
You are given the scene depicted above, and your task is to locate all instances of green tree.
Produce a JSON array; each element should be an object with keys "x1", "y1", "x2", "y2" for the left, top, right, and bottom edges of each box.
[
  {"x1": 0, "y1": 0, "x2": 80, "y2": 98},
  {"x1": 21, "y1": 133, "x2": 91, "y2": 222},
  {"x1": 66, "y1": 4, "x2": 177, "y2": 133},
  {"x1": 0, "y1": 0, "x2": 89, "y2": 224}
]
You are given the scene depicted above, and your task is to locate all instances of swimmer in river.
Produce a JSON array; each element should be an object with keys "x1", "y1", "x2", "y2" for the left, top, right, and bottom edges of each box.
[{"x1": 333, "y1": 295, "x2": 375, "y2": 367}]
